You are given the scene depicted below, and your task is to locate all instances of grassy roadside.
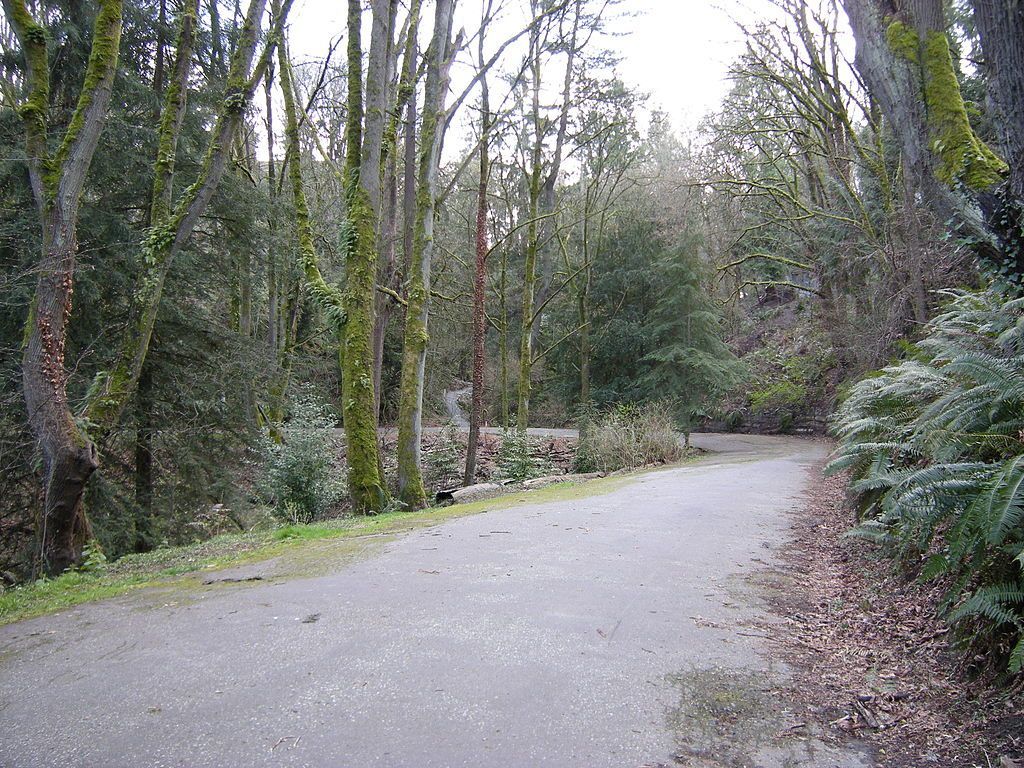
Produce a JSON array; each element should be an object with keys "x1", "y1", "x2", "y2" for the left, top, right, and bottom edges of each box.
[{"x1": 0, "y1": 469, "x2": 656, "y2": 627}]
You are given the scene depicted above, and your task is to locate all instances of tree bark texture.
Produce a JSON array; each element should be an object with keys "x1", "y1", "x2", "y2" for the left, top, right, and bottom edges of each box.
[
  {"x1": 841, "y1": 0, "x2": 1004, "y2": 230},
  {"x1": 373, "y1": 0, "x2": 421, "y2": 420},
  {"x1": 516, "y1": 17, "x2": 544, "y2": 431},
  {"x1": 971, "y1": 0, "x2": 1024, "y2": 201},
  {"x1": 465, "y1": 39, "x2": 490, "y2": 487},
  {"x1": 396, "y1": 0, "x2": 456, "y2": 507},
  {"x1": 5, "y1": 0, "x2": 124, "y2": 573},
  {"x1": 341, "y1": 0, "x2": 390, "y2": 513}
]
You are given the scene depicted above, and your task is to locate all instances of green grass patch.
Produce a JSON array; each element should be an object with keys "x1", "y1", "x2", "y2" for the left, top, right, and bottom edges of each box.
[
  {"x1": 272, "y1": 522, "x2": 348, "y2": 541},
  {"x1": 0, "y1": 571, "x2": 155, "y2": 626}
]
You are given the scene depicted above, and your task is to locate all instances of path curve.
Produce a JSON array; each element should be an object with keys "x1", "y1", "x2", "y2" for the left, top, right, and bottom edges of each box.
[
  {"x1": 0, "y1": 434, "x2": 870, "y2": 768},
  {"x1": 442, "y1": 384, "x2": 471, "y2": 428}
]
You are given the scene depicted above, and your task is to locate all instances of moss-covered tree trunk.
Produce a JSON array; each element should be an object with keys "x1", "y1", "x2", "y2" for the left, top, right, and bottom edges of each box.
[
  {"x1": 5, "y1": 0, "x2": 124, "y2": 574},
  {"x1": 82, "y1": 0, "x2": 291, "y2": 443},
  {"x1": 133, "y1": 363, "x2": 154, "y2": 549},
  {"x1": 373, "y1": 0, "x2": 421, "y2": 420},
  {"x1": 277, "y1": 37, "x2": 346, "y2": 332},
  {"x1": 578, "y1": 276, "x2": 591, "y2": 404},
  {"x1": 499, "y1": 246, "x2": 510, "y2": 426},
  {"x1": 396, "y1": 0, "x2": 456, "y2": 508},
  {"x1": 341, "y1": 0, "x2": 391, "y2": 513},
  {"x1": 842, "y1": 0, "x2": 1005, "y2": 224},
  {"x1": 262, "y1": 55, "x2": 300, "y2": 426}
]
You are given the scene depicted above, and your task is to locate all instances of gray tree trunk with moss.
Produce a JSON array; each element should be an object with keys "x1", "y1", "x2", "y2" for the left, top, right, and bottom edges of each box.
[
  {"x1": 396, "y1": 0, "x2": 457, "y2": 508},
  {"x1": 970, "y1": 1, "x2": 1024, "y2": 200},
  {"x1": 516, "y1": 16, "x2": 544, "y2": 431},
  {"x1": 516, "y1": 0, "x2": 581, "y2": 430},
  {"x1": 277, "y1": 37, "x2": 347, "y2": 344},
  {"x1": 341, "y1": 0, "x2": 391, "y2": 513},
  {"x1": 841, "y1": 0, "x2": 1005, "y2": 233},
  {"x1": 5, "y1": 0, "x2": 124, "y2": 574},
  {"x1": 373, "y1": 0, "x2": 421, "y2": 420}
]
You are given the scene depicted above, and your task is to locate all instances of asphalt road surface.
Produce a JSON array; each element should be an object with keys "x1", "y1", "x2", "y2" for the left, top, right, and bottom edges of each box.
[{"x1": 0, "y1": 433, "x2": 872, "y2": 768}]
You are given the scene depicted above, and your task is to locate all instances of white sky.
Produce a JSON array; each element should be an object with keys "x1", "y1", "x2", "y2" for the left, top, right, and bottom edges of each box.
[{"x1": 285, "y1": 0, "x2": 771, "y2": 142}]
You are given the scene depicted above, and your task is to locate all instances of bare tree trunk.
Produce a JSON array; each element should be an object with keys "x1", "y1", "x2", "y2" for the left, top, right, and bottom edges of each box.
[
  {"x1": 531, "y1": 0, "x2": 580, "y2": 350},
  {"x1": 517, "y1": 16, "x2": 544, "y2": 431},
  {"x1": 396, "y1": 0, "x2": 456, "y2": 508},
  {"x1": 499, "y1": 246, "x2": 509, "y2": 426},
  {"x1": 134, "y1": 362, "x2": 154, "y2": 550},
  {"x1": 153, "y1": 0, "x2": 168, "y2": 97},
  {"x1": 578, "y1": 281, "x2": 590, "y2": 404},
  {"x1": 208, "y1": 0, "x2": 227, "y2": 78},
  {"x1": 970, "y1": 0, "x2": 1024, "y2": 277},
  {"x1": 971, "y1": 0, "x2": 1024, "y2": 201},
  {"x1": 134, "y1": 0, "x2": 175, "y2": 533},
  {"x1": 5, "y1": 0, "x2": 124, "y2": 573},
  {"x1": 465, "y1": 21, "x2": 491, "y2": 487}
]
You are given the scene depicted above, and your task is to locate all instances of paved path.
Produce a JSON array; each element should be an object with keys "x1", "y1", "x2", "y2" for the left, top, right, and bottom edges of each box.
[
  {"x1": 442, "y1": 384, "x2": 472, "y2": 428},
  {"x1": 0, "y1": 434, "x2": 871, "y2": 768}
]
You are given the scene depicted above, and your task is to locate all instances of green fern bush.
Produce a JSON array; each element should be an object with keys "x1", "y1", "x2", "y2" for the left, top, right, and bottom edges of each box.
[
  {"x1": 829, "y1": 288, "x2": 1024, "y2": 673},
  {"x1": 425, "y1": 421, "x2": 463, "y2": 491}
]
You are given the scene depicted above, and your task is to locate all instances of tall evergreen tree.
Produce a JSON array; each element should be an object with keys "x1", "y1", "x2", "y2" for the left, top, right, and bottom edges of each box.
[{"x1": 641, "y1": 237, "x2": 744, "y2": 442}]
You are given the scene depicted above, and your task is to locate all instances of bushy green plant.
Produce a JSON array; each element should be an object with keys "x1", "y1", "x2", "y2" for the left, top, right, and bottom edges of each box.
[
  {"x1": 495, "y1": 429, "x2": 548, "y2": 482},
  {"x1": 425, "y1": 421, "x2": 462, "y2": 491},
  {"x1": 574, "y1": 402, "x2": 683, "y2": 473},
  {"x1": 259, "y1": 391, "x2": 346, "y2": 524},
  {"x1": 724, "y1": 409, "x2": 745, "y2": 431},
  {"x1": 829, "y1": 288, "x2": 1024, "y2": 673},
  {"x1": 77, "y1": 541, "x2": 108, "y2": 574}
]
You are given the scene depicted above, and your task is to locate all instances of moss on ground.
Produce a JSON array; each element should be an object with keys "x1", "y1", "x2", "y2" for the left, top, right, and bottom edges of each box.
[{"x1": 665, "y1": 667, "x2": 779, "y2": 767}]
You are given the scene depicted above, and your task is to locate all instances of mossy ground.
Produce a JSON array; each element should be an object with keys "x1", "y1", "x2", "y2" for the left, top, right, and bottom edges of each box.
[
  {"x1": 665, "y1": 668, "x2": 776, "y2": 755},
  {"x1": 664, "y1": 666, "x2": 837, "y2": 768},
  {"x1": 0, "y1": 466, "x2": 671, "y2": 626}
]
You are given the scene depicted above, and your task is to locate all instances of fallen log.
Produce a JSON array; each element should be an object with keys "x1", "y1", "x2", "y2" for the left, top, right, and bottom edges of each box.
[{"x1": 436, "y1": 482, "x2": 503, "y2": 504}]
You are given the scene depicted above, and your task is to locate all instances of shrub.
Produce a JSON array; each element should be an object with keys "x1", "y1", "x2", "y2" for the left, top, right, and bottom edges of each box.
[
  {"x1": 829, "y1": 288, "x2": 1024, "y2": 673},
  {"x1": 724, "y1": 409, "x2": 745, "y2": 431},
  {"x1": 574, "y1": 402, "x2": 683, "y2": 474},
  {"x1": 495, "y1": 428, "x2": 549, "y2": 482},
  {"x1": 258, "y1": 391, "x2": 346, "y2": 524},
  {"x1": 425, "y1": 421, "x2": 462, "y2": 491},
  {"x1": 78, "y1": 541, "x2": 107, "y2": 573}
]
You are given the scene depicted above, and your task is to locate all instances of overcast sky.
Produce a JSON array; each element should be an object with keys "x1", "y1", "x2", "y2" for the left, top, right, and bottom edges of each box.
[{"x1": 285, "y1": 0, "x2": 772, "y2": 142}]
